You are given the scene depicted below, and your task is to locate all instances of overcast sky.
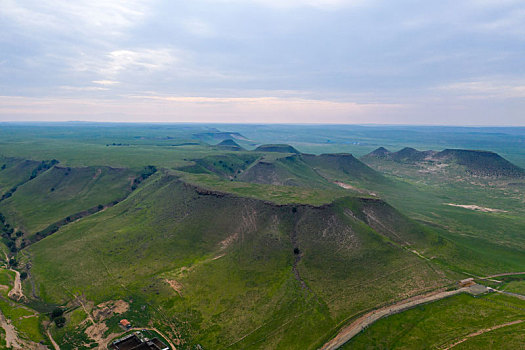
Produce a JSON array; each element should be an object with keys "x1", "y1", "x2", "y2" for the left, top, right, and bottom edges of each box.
[{"x1": 1, "y1": 0, "x2": 524, "y2": 125}]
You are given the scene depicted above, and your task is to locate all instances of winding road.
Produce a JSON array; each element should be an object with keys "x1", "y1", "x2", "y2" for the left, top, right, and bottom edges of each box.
[{"x1": 320, "y1": 287, "x2": 470, "y2": 350}]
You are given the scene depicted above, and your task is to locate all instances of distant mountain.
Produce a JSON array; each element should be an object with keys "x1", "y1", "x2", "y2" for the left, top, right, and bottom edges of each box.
[
  {"x1": 302, "y1": 153, "x2": 385, "y2": 183},
  {"x1": 367, "y1": 146, "x2": 390, "y2": 158},
  {"x1": 390, "y1": 147, "x2": 436, "y2": 163},
  {"x1": 435, "y1": 149, "x2": 525, "y2": 178},
  {"x1": 215, "y1": 139, "x2": 245, "y2": 151},
  {"x1": 254, "y1": 144, "x2": 300, "y2": 154},
  {"x1": 237, "y1": 155, "x2": 330, "y2": 187},
  {"x1": 363, "y1": 147, "x2": 525, "y2": 178},
  {"x1": 363, "y1": 147, "x2": 435, "y2": 163},
  {"x1": 192, "y1": 131, "x2": 248, "y2": 142}
]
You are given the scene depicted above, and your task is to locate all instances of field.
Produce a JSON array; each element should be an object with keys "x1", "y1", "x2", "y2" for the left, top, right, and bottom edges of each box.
[
  {"x1": 0, "y1": 123, "x2": 523, "y2": 349},
  {"x1": 344, "y1": 292, "x2": 525, "y2": 349}
]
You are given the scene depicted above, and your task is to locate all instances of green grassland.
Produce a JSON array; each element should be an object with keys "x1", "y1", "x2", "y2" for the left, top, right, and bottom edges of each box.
[
  {"x1": 0, "y1": 165, "x2": 137, "y2": 235},
  {"x1": 360, "y1": 151, "x2": 525, "y2": 276},
  {"x1": 0, "y1": 123, "x2": 523, "y2": 348},
  {"x1": 0, "y1": 268, "x2": 47, "y2": 346},
  {"x1": 26, "y1": 173, "x2": 451, "y2": 349},
  {"x1": 344, "y1": 292, "x2": 525, "y2": 349}
]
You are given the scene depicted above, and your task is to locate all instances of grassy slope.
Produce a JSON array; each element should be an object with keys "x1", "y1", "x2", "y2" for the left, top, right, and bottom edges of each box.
[
  {"x1": 237, "y1": 155, "x2": 335, "y2": 188},
  {"x1": 344, "y1": 292, "x2": 525, "y2": 349},
  {"x1": 27, "y1": 173, "x2": 449, "y2": 349},
  {"x1": 0, "y1": 157, "x2": 42, "y2": 196},
  {"x1": 360, "y1": 155, "x2": 525, "y2": 271},
  {"x1": 0, "y1": 165, "x2": 136, "y2": 235}
]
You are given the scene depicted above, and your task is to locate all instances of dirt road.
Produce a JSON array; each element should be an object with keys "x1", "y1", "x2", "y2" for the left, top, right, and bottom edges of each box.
[
  {"x1": 7, "y1": 268, "x2": 24, "y2": 301},
  {"x1": 0, "y1": 309, "x2": 47, "y2": 350},
  {"x1": 47, "y1": 329, "x2": 60, "y2": 350},
  {"x1": 0, "y1": 309, "x2": 21, "y2": 349},
  {"x1": 484, "y1": 272, "x2": 525, "y2": 278},
  {"x1": 443, "y1": 319, "x2": 523, "y2": 349},
  {"x1": 320, "y1": 287, "x2": 469, "y2": 350}
]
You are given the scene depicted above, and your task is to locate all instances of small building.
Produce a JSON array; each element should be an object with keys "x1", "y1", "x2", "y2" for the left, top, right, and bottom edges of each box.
[
  {"x1": 111, "y1": 332, "x2": 169, "y2": 350},
  {"x1": 120, "y1": 319, "x2": 132, "y2": 329},
  {"x1": 458, "y1": 278, "x2": 475, "y2": 288}
]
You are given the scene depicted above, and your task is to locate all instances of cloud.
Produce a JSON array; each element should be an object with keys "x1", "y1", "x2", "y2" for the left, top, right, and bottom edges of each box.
[
  {"x1": 211, "y1": 0, "x2": 370, "y2": 10},
  {"x1": 438, "y1": 78, "x2": 525, "y2": 99},
  {"x1": 60, "y1": 86, "x2": 109, "y2": 92},
  {"x1": 1, "y1": 0, "x2": 152, "y2": 38},
  {"x1": 71, "y1": 48, "x2": 178, "y2": 78},
  {"x1": 182, "y1": 18, "x2": 216, "y2": 37},
  {"x1": 92, "y1": 80, "x2": 119, "y2": 86}
]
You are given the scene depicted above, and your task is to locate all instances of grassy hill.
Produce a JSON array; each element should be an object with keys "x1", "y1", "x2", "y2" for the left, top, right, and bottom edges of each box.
[
  {"x1": 237, "y1": 155, "x2": 332, "y2": 188},
  {"x1": 0, "y1": 157, "x2": 58, "y2": 199},
  {"x1": 0, "y1": 165, "x2": 137, "y2": 237},
  {"x1": 215, "y1": 139, "x2": 245, "y2": 151},
  {"x1": 180, "y1": 153, "x2": 259, "y2": 179},
  {"x1": 302, "y1": 153, "x2": 385, "y2": 183},
  {"x1": 363, "y1": 147, "x2": 524, "y2": 178},
  {"x1": 254, "y1": 144, "x2": 300, "y2": 154},
  {"x1": 435, "y1": 149, "x2": 525, "y2": 178},
  {"x1": 26, "y1": 173, "x2": 450, "y2": 349}
]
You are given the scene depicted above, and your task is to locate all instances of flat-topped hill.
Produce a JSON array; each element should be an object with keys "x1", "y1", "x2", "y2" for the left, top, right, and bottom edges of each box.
[
  {"x1": 215, "y1": 139, "x2": 245, "y2": 151},
  {"x1": 28, "y1": 173, "x2": 447, "y2": 349},
  {"x1": 302, "y1": 153, "x2": 384, "y2": 182},
  {"x1": 192, "y1": 131, "x2": 247, "y2": 142},
  {"x1": 254, "y1": 144, "x2": 300, "y2": 154},
  {"x1": 363, "y1": 147, "x2": 524, "y2": 178},
  {"x1": 363, "y1": 147, "x2": 435, "y2": 163},
  {"x1": 435, "y1": 149, "x2": 525, "y2": 177}
]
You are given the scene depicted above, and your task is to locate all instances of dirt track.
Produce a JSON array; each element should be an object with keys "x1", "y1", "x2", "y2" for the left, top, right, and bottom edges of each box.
[
  {"x1": 443, "y1": 319, "x2": 523, "y2": 349},
  {"x1": 320, "y1": 287, "x2": 469, "y2": 350},
  {"x1": 7, "y1": 268, "x2": 24, "y2": 301},
  {"x1": 47, "y1": 329, "x2": 60, "y2": 350}
]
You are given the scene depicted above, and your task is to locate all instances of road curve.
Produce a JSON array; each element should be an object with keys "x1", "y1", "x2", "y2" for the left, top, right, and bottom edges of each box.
[{"x1": 320, "y1": 288, "x2": 469, "y2": 350}]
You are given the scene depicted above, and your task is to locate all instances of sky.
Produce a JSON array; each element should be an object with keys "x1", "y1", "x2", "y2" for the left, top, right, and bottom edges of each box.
[{"x1": 0, "y1": 0, "x2": 524, "y2": 125}]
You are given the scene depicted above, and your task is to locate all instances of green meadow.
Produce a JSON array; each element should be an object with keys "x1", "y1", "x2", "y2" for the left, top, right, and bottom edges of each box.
[{"x1": 0, "y1": 123, "x2": 523, "y2": 348}]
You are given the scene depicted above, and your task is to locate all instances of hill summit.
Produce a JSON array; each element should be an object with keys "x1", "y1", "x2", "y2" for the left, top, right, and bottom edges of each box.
[
  {"x1": 363, "y1": 147, "x2": 525, "y2": 178},
  {"x1": 254, "y1": 144, "x2": 300, "y2": 154},
  {"x1": 215, "y1": 139, "x2": 244, "y2": 151},
  {"x1": 435, "y1": 149, "x2": 525, "y2": 177}
]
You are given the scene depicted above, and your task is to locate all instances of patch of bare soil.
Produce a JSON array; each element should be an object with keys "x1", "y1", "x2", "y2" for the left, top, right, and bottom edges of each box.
[
  {"x1": 165, "y1": 279, "x2": 183, "y2": 297},
  {"x1": 75, "y1": 296, "x2": 95, "y2": 325},
  {"x1": 85, "y1": 322, "x2": 108, "y2": 344},
  {"x1": 92, "y1": 300, "x2": 129, "y2": 321},
  {"x1": 321, "y1": 287, "x2": 469, "y2": 350},
  {"x1": 0, "y1": 309, "x2": 47, "y2": 350},
  {"x1": 443, "y1": 319, "x2": 523, "y2": 349},
  {"x1": 92, "y1": 168, "x2": 102, "y2": 180},
  {"x1": 334, "y1": 181, "x2": 377, "y2": 196},
  {"x1": 7, "y1": 269, "x2": 25, "y2": 302},
  {"x1": 219, "y1": 232, "x2": 239, "y2": 250},
  {"x1": 82, "y1": 299, "x2": 132, "y2": 349},
  {"x1": 445, "y1": 203, "x2": 507, "y2": 213}
]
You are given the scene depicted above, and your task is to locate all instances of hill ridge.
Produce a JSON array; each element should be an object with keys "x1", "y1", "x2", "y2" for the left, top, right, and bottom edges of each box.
[{"x1": 363, "y1": 147, "x2": 524, "y2": 178}]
